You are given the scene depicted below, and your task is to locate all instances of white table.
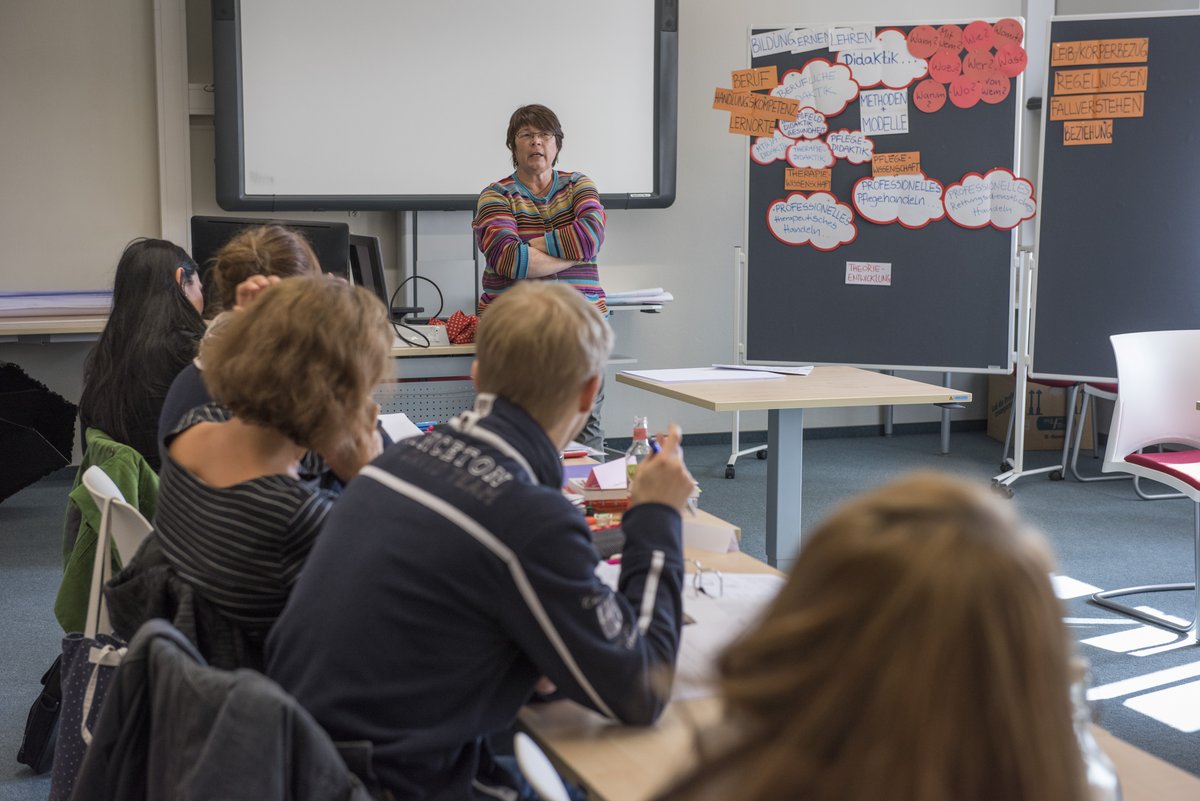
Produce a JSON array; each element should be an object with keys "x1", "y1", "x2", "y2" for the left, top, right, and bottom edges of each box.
[{"x1": 616, "y1": 366, "x2": 970, "y2": 569}]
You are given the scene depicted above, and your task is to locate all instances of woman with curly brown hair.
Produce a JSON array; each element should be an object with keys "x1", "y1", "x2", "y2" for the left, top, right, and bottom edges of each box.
[
  {"x1": 147, "y1": 276, "x2": 390, "y2": 658},
  {"x1": 657, "y1": 472, "x2": 1089, "y2": 801}
]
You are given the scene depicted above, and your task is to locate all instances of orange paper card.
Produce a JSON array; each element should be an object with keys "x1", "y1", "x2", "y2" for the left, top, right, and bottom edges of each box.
[
  {"x1": 731, "y1": 65, "x2": 779, "y2": 92},
  {"x1": 1063, "y1": 119, "x2": 1114, "y2": 146},
  {"x1": 1051, "y1": 38, "x2": 1149, "y2": 66},
  {"x1": 872, "y1": 151, "x2": 922, "y2": 177},
  {"x1": 713, "y1": 87, "x2": 801, "y2": 120},
  {"x1": 728, "y1": 112, "x2": 777, "y2": 136},
  {"x1": 784, "y1": 168, "x2": 832, "y2": 191},
  {"x1": 1053, "y1": 66, "x2": 1148, "y2": 95},
  {"x1": 1049, "y1": 92, "x2": 1144, "y2": 121}
]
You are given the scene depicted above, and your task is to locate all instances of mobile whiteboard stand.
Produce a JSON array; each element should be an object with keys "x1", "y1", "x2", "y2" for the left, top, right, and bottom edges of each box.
[{"x1": 991, "y1": 248, "x2": 1070, "y2": 496}]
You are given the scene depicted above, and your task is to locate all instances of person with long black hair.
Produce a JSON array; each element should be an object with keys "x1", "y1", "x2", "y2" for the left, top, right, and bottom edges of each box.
[{"x1": 78, "y1": 238, "x2": 206, "y2": 471}]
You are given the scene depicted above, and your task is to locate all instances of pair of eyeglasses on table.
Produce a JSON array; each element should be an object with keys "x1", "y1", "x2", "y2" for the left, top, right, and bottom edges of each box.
[{"x1": 689, "y1": 559, "x2": 723, "y2": 599}]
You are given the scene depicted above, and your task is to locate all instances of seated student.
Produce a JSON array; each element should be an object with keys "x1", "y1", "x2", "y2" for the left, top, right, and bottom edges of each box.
[
  {"x1": 158, "y1": 224, "x2": 322, "y2": 445},
  {"x1": 655, "y1": 472, "x2": 1089, "y2": 801},
  {"x1": 266, "y1": 282, "x2": 697, "y2": 800},
  {"x1": 109, "y1": 276, "x2": 389, "y2": 669},
  {"x1": 78, "y1": 238, "x2": 206, "y2": 471}
]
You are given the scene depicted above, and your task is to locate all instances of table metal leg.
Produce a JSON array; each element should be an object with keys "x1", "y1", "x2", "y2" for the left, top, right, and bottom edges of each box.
[{"x1": 766, "y1": 407, "x2": 803, "y2": 571}]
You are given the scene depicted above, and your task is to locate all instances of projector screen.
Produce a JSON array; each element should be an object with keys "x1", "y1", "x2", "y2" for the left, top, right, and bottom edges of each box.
[{"x1": 212, "y1": 0, "x2": 678, "y2": 211}]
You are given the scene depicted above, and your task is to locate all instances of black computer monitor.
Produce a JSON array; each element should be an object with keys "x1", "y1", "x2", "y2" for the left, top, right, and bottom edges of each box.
[
  {"x1": 348, "y1": 234, "x2": 390, "y2": 312},
  {"x1": 190, "y1": 215, "x2": 350, "y2": 306}
]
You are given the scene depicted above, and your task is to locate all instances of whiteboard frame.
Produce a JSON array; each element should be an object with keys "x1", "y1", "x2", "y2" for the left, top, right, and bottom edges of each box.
[{"x1": 211, "y1": 0, "x2": 679, "y2": 212}]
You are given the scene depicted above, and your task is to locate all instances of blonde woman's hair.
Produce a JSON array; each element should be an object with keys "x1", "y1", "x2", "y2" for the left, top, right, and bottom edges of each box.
[
  {"x1": 201, "y1": 276, "x2": 390, "y2": 450},
  {"x1": 474, "y1": 282, "x2": 612, "y2": 427},
  {"x1": 658, "y1": 471, "x2": 1088, "y2": 801},
  {"x1": 209, "y1": 225, "x2": 321, "y2": 312}
]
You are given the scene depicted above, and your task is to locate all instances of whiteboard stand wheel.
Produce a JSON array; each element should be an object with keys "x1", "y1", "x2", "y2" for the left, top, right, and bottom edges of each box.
[
  {"x1": 725, "y1": 466, "x2": 735, "y2": 479},
  {"x1": 756, "y1": 449, "x2": 768, "y2": 460},
  {"x1": 1049, "y1": 470, "x2": 1064, "y2": 481}
]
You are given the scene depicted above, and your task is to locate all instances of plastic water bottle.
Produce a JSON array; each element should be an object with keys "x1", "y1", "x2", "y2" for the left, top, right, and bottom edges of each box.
[
  {"x1": 1071, "y1": 658, "x2": 1122, "y2": 801},
  {"x1": 625, "y1": 416, "x2": 652, "y2": 486}
]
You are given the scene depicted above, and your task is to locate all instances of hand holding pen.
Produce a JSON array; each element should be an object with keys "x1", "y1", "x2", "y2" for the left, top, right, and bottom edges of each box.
[{"x1": 629, "y1": 423, "x2": 698, "y2": 516}]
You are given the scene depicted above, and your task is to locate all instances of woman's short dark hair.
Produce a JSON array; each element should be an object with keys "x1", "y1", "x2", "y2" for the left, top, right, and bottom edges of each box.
[
  {"x1": 506, "y1": 104, "x2": 564, "y2": 168},
  {"x1": 79, "y1": 238, "x2": 207, "y2": 457}
]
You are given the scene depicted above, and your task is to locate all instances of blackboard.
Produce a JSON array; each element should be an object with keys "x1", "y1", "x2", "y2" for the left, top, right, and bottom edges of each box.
[
  {"x1": 744, "y1": 20, "x2": 1024, "y2": 372},
  {"x1": 1032, "y1": 12, "x2": 1200, "y2": 381}
]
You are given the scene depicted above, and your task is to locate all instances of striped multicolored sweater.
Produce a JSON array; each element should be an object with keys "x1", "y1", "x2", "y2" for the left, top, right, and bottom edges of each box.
[{"x1": 473, "y1": 170, "x2": 607, "y2": 315}]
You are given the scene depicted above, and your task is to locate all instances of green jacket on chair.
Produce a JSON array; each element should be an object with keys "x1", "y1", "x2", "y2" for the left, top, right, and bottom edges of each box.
[{"x1": 55, "y1": 428, "x2": 158, "y2": 633}]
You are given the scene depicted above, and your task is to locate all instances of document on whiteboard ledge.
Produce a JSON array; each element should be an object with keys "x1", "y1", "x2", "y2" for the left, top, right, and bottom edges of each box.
[{"x1": 712, "y1": 363, "x2": 814, "y2": 376}]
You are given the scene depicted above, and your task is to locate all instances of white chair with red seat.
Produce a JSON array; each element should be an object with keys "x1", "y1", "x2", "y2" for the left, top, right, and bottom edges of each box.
[
  {"x1": 1069, "y1": 381, "x2": 1184, "y2": 500},
  {"x1": 1092, "y1": 330, "x2": 1200, "y2": 638}
]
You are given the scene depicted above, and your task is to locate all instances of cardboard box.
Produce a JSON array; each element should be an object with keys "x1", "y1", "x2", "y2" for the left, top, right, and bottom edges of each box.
[{"x1": 987, "y1": 374, "x2": 1093, "y2": 451}]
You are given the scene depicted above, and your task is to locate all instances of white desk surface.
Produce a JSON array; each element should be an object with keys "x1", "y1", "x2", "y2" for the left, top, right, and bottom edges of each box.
[
  {"x1": 616, "y1": 365, "x2": 970, "y2": 412},
  {"x1": 519, "y1": 550, "x2": 1200, "y2": 801}
]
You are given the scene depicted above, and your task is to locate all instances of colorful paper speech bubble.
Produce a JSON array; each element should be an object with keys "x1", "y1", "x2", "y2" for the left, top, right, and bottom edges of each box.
[
  {"x1": 852, "y1": 172, "x2": 946, "y2": 228},
  {"x1": 907, "y1": 25, "x2": 939, "y2": 59},
  {"x1": 786, "y1": 138, "x2": 836, "y2": 169},
  {"x1": 993, "y1": 19, "x2": 1024, "y2": 46},
  {"x1": 826, "y1": 129, "x2": 875, "y2": 164},
  {"x1": 944, "y1": 168, "x2": 1036, "y2": 230},
  {"x1": 771, "y1": 58, "x2": 860, "y2": 117},
  {"x1": 962, "y1": 21, "x2": 996, "y2": 52},
  {"x1": 963, "y1": 50, "x2": 996, "y2": 81},
  {"x1": 980, "y1": 71, "x2": 1011, "y2": 105},
  {"x1": 750, "y1": 130, "x2": 795, "y2": 165},
  {"x1": 996, "y1": 43, "x2": 1028, "y2": 78},
  {"x1": 780, "y1": 107, "x2": 828, "y2": 140},
  {"x1": 913, "y1": 79, "x2": 948, "y2": 113},
  {"x1": 767, "y1": 192, "x2": 858, "y2": 250},
  {"x1": 948, "y1": 75, "x2": 982, "y2": 109},
  {"x1": 929, "y1": 49, "x2": 962, "y2": 84},
  {"x1": 835, "y1": 29, "x2": 928, "y2": 90},
  {"x1": 938, "y1": 25, "x2": 963, "y2": 52}
]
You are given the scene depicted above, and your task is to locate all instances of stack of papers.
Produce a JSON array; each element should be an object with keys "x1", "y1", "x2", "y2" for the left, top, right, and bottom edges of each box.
[
  {"x1": 0, "y1": 291, "x2": 112, "y2": 318},
  {"x1": 712, "y1": 363, "x2": 813, "y2": 376},
  {"x1": 565, "y1": 458, "x2": 631, "y2": 500},
  {"x1": 605, "y1": 287, "x2": 674, "y2": 306},
  {"x1": 379, "y1": 412, "x2": 425, "y2": 442},
  {"x1": 622, "y1": 367, "x2": 786, "y2": 383}
]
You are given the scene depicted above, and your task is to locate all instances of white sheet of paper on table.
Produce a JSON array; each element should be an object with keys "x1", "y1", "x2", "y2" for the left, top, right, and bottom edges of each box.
[
  {"x1": 673, "y1": 574, "x2": 785, "y2": 700},
  {"x1": 592, "y1": 563, "x2": 784, "y2": 702}
]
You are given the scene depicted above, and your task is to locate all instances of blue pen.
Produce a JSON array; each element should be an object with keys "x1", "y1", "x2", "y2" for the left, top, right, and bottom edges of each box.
[{"x1": 649, "y1": 436, "x2": 697, "y2": 516}]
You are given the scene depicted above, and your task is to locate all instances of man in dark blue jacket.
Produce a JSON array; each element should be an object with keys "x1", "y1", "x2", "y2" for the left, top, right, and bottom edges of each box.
[{"x1": 266, "y1": 282, "x2": 696, "y2": 800}]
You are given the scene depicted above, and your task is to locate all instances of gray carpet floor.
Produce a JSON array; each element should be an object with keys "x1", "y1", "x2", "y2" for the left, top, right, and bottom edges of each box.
[{"x1": 2, "y1": 429, "x2": 1198, "y2": 801}]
